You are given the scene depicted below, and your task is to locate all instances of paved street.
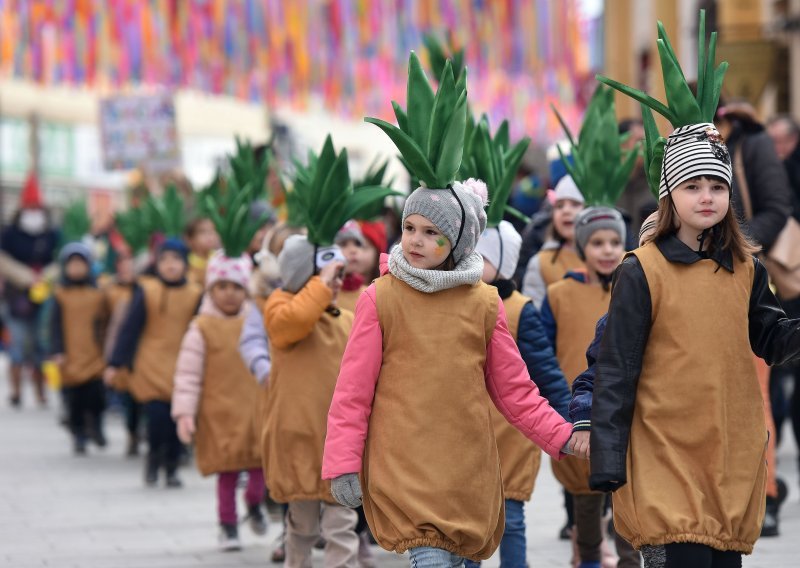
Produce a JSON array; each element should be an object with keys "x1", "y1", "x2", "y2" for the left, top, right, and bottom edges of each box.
[{"x1": 0, "y1": 358, "x2": 798, "y2": 568}]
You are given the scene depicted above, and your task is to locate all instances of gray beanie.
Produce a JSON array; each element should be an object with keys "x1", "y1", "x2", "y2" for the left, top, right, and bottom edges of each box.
[
  {"x1": 402, "y1": 179, "x2": 489, "y2": 265},
  {"x1": 277, "y1": 234, "x2": 345, "y2": 294},
  {"x1": 659, "y1": 123, "x2": 733, "y2": 199},
  {"x1": 574, "y1": 207, "x2": 626, "y2": 260}
]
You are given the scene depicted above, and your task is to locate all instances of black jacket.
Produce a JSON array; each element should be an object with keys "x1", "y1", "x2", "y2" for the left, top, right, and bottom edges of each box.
[
  {"x1": 589, "y1": 235, "x2": 800, "y2": 492},
  {"x1": 728, "y1": 126, "x2": 793, "y2": 251}
]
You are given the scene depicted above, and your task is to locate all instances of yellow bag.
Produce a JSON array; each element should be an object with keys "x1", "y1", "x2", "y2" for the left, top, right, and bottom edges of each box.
[{"x1": 42, "y1": 362, "x2": 61, "y2": 390}]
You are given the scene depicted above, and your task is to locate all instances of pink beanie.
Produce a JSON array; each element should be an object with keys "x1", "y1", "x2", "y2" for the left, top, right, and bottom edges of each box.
[{"x1": 205, "y1": 250, "x2": 253, "y2": 290}]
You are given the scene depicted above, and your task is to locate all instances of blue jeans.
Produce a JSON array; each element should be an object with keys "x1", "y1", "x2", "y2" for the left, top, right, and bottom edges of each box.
[
  {"x1": 409, "y1": 547, "x2": 465, "y2": 567},
  {"x1": 464, "y1": 499, "x2": 526, "y2": 568}
]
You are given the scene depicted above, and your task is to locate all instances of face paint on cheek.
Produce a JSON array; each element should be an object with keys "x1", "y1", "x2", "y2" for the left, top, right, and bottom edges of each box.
[{"x1": 435, "y1": 237, "x2": 447, "y2": 255}]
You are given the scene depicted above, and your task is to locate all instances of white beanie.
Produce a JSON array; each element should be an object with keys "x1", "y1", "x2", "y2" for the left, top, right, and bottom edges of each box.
[
  {"x1": 659, "y1": 123, "x2": 733, "y2": 200},
  {"x1": 475, "y1": 220, "x2": 522, "y2": 281},
  {"x1": 553, "y1": 175, "x2": 585, "y2": 204}
]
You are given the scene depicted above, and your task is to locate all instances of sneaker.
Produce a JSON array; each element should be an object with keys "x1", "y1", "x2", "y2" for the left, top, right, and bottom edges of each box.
[
  {"x1": 218, "y1": 523, "x2": 242, "y2": 552},
  {"x1": 246, "y1": 503, "x2": 268, "y2": 536},
  {"x1": 165, "y1": 472, "x2": 183, "y2": 489},
  {"x1": 271, "y1": 532, "x2": 286, "y2": 563},
  {"x1": 761, "y1": 496, "x2": 779, "y2": 537}
]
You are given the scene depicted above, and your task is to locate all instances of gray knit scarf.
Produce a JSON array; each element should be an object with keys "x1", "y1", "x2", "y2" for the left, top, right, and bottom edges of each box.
[{"x1": 388, "y1": 245, "x2": 483, "y2": 293}]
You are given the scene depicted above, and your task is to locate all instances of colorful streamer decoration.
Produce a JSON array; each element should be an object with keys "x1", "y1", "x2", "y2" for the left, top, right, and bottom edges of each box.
[{"x1": 0, "y1": 0, "x2": 595, "y2": 141}]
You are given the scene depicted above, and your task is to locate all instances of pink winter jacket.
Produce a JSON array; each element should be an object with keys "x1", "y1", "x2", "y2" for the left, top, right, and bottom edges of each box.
[
  {"x1": 171, "y1": 297, "x2": 258, "y2": 419},
  {"x1": 322, "y1": 259, "x2": 573, "y2": 480}
]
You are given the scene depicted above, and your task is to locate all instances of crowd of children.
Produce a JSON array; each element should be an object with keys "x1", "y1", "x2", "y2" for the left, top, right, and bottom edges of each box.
[{"x1": 9, "y1": 11, "x2": 800, "y2": 568}]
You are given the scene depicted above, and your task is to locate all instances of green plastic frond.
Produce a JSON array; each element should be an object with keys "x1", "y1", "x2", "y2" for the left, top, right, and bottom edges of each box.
[
  {"x1": 228, "y1": 137, "x2": 272, "y2": 202},
  {"x1": 193, "y1": 171, "x2": 224, "y2": 218},
  {"x1": 352, "y1": 157, "x2": 395, "y2": 221},
  {"x1": 596, "y1": 9, "x2": 727, "y2": 127},
  {"x1": 145, "y1": 185, "x2": 186, "y2": 238},
  {"x1": 61, "y1": 201, "x2": 91, "y2": 244},
  {"x1": 204, "y1": 179, "x2": 266, "y2": 259},
  {"x1": 460, "y1": 115, "x2": 530, "y2": 227},
  {"x1": 365, "y1": 51, "x2": 468, "y2": 189},
  {"x1": 115, "y1": 207, "x2": 150, "y2": 253},
  {"x1": 641, "y1": 104, "x2": 667, "y2": 199},
  {"x1": 285, "y1": 136, "x2": 400, "y2": 245},
  {"x1": 553, "y1": 84, "x2": 639, "y2": 207},
  {"x1": 422, "y1": 33, "x2": 466, "y2": 84}
]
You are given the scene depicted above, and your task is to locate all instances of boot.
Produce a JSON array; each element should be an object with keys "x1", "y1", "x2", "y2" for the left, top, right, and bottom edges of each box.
[
  {"x1": 761, "y1": 496, "x2": 780, "y2": 537},
  {"x1": 165, "y1": 461, "x2": 183, "y2": 488},
  {"x1": 144, "y1": 452, "x2": 160, "y2": 487},
  {"x1": 9, "y1": 365, "x2": 22, "y2": 408}
]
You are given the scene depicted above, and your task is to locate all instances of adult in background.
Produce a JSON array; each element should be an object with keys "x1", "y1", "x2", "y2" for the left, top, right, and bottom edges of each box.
[{"x1": 0, "y1": 173, "x2": 59, "y2": 408}]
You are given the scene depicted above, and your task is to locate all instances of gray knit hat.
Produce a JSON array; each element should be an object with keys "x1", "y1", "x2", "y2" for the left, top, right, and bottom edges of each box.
[
  {"x1": 574, "y1": 207, "x2": 626, "y2": 260},
  {"x1": 659, "y1": 123, "x2": 732, "y2": 199},
  {"x1": 402, "y1": 179, "x2": 489, "y2": 265},
  {"x1": 277, "y1": 234, "x2": 345, "y2": 294}
]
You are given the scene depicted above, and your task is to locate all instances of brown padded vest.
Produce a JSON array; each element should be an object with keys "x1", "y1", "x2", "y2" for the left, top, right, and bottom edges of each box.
[
  {"x1": 192, "y1": 313, "x2": 262, "y2": 476},
  {"x1": 129, "y1": 276, "x2": 202, "y2": 403},
  {"x1": 361, "y1": 274, "x2": 502, "y2": 562},
  {"x1": 261, "y1": 295, "x2": 353, "y2": 503},
  {"x1": 489, "y1": 290, "x2": 543, "y2": 501},
  {"x1": 612, "y1": 243, "x2": 766, "y2": 553},
  {"x1": 54, "y1": 286, "x2": 107, "y2": 387},
  {"x1": 547, "y1": 276, "x2": 610, "y2": 495},
  {"x1": 538, "y1": 248, "x2": 585, "y2": 288}
]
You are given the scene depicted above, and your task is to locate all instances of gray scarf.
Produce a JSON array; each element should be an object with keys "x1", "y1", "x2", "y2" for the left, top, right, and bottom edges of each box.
[{"x1": 388, "y1": 245, "x2": 483, "y2": 293}]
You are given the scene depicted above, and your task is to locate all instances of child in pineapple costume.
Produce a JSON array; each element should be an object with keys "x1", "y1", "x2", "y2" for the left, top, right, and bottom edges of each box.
[
  {"x1": 334, "y1": 220, "x2": 372, "y2": 313},
  {"x1": 324, "y1": 52, "x2": 584, "y2": 568},
  {"x1": 521, "y1": 175, "x2": 586, "y2": 307},
  {"x1": 50, "y1": 242, "x2": 109, "y2": 455},
  {"x1": 173, "y1": 251, "x2": 267, "y2": 552},
  {"x1": 185, "y1": 217, "x2": 220, "y2": 287},
  {"x1": 261, "y1": 135, "x2": 393, "y2": 568},
  {"x1": 591, "y1": 11, "x2": 800, "y2": 567},
  {"x1": 107, "y1": 238, "x2": 203, "y2": 487}
]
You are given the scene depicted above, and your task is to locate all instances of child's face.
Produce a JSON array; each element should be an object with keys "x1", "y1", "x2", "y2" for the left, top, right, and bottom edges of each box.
[
  {"x1": 157, "y1": 251, "x2": 187, "y2": 283},
  {"x1": 209, "y1": 280, "x2": 247, "y2": 316},
  {"x1": 339, "y1": 239, "x2": 371, "y2": 276},
  {"x1": 64, "y1": 256, "x2": 90, "y2": 282},
  {"x1": 188, "y1": 219, "x2": 220, "y2": 256},
  {"x1": 116, "y1": 256, "x2": 135, "y2": 284},
  {"x1": 583, "y1": 229, "x2": 624, "y2": 277},
  {"x1": 401, "y1": 214, "x2": 452, "y2": 269},
  {"x1": 671, "y1": 176, "x2": 730, "y2": 233},
  {"x1": 553, "y1": 199, "x2": 584, "y2": 242}
]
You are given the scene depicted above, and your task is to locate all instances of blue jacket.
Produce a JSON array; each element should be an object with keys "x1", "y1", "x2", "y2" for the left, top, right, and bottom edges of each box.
[
  {"x1": 568, "y1": 313, "x2": 607, "y2": 431},
  {"x1": 494, "y1": 280, "x2": 571, "y2": 420}
]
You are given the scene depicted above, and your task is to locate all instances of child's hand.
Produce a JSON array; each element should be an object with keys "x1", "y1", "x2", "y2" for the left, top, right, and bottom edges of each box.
[
  {"x1": 103, "y1": 366, "x2": 117, "y2": 386},
  {"x1": 567, "y1": 431, "x2": 590, "y2": 460},
  {"x1": 176, "y1": 415, "x2": 196, "y2": 445},
  {"x1": 331, "y1": 473, "x2": 362, "y2": 508},
  {"x1": 319, "y1": 261, "x2": 345, "y2": 292}
]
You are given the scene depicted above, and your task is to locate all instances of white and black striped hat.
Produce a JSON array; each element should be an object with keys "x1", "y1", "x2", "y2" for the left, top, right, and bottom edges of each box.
[{"x1": 658, "y1": 122, "x2": 732, "y2": 200}]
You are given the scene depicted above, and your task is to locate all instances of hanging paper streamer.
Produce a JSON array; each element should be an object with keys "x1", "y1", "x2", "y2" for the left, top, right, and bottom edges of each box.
[{"x1": 0, "y1": 0, "x2": 595, "y2": 141}]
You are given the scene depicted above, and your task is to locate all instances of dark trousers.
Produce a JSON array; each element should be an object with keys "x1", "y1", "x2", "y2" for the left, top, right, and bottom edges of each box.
[
  {"x1": 144, "y1": 400, "x2": 181, "y2": 469},
  {"x1": 574, "y1": 493, "x2": 640, "y2": 567},
  {"x1": 64, "y1": 378, "x2": 105, "y2": 440},
  {"x1": 664, "y1": 543, "x2": 741, "y2": 568},
  {"x1": 121, "y1": 392, "x2": 142, "y2": 437}
]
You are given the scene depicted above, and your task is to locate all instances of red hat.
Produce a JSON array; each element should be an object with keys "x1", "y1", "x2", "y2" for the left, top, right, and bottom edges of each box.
[
  {"x1": 358, "y1": 220, "x2": 387, "y2": 253},
  {"x1": 20, "y1": 172, "x2": 43, "y2": 209}
]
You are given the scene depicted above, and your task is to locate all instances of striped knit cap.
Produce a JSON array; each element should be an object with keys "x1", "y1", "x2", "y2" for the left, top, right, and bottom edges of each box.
[{"x1": 658, "y1": 123, "x2": 732, "y2": 200}]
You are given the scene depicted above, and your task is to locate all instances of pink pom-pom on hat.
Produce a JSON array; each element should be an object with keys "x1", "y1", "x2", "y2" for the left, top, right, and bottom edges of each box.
[{"x1": 454, "y1": 178, "x2": 489, "y2": 207}]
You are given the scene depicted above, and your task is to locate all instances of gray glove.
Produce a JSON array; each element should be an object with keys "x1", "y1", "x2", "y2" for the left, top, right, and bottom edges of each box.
[{"x1": 331, "y1": 473, "x2": 362, "y2": 508}]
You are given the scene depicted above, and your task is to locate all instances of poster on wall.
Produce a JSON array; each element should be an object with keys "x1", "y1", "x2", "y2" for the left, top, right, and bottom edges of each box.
[{"x1": 99, "y1": 93, "x2": 180, "y2": 172}]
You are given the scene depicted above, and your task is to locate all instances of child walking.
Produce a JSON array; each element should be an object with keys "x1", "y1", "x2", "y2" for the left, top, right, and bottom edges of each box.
[
  {"x1": 173, "y1": 249, "x2": 267, "y2": 551},
  {"x1": 521, "y1": 175, "x2": 586, "y2": 307},
  {"x1": 324, "y1": 53, "x2": 585, "y2": 568},
  {"x1": 106, "y1": 238, "x2": 203, "y2": 487},
  {"x1": 261, "y1": 135, "x2": 392, "y2": 567},
  {"x1": 591, "y1": 12, "x2": 800, "y2": 567},
  {"x1": 50, "y1": 242, "x2": 109, "y2": 455}
]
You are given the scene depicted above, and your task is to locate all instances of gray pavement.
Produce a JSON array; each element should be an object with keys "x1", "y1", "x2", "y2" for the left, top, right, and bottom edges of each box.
[{"x1": 0, "y1": 357, "x2": 798, "y2": 567}]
